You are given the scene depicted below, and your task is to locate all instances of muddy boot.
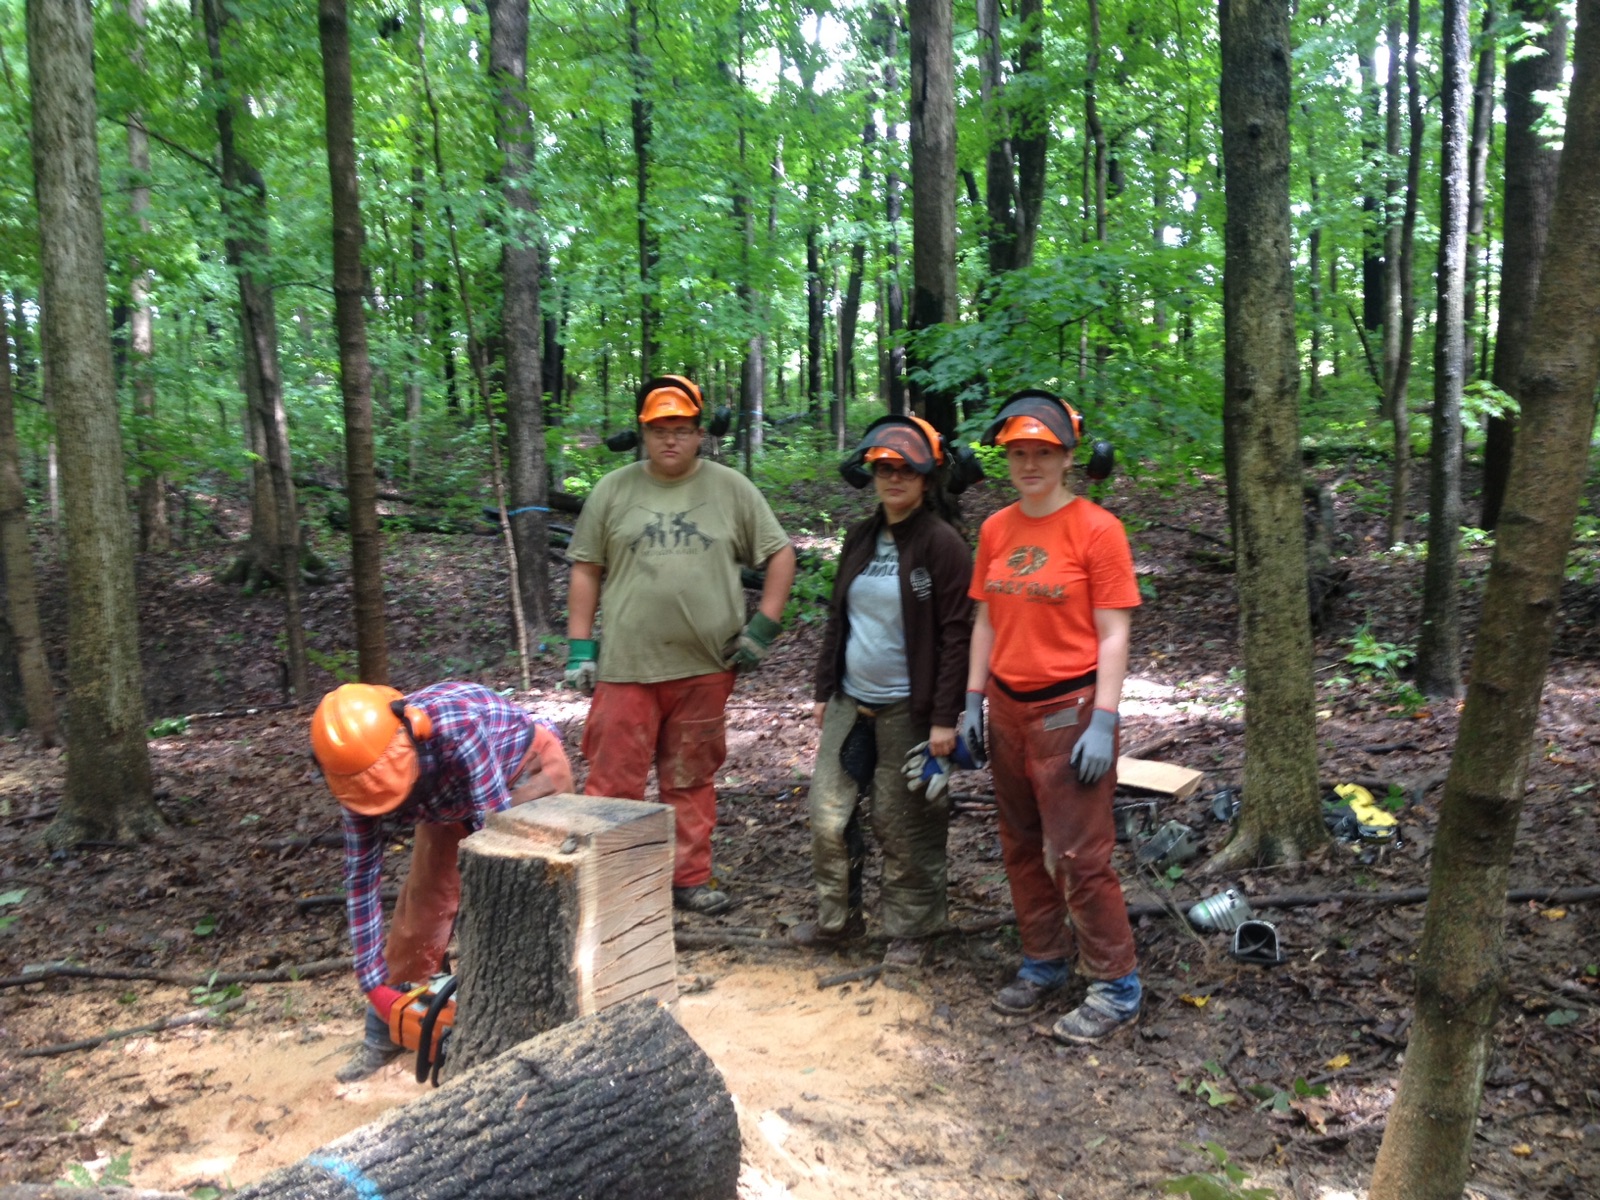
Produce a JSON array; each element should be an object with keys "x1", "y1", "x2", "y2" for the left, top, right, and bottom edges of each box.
[
  {"x1": 673, "y1": 884, "x2": 735, "y2": 916},
  {"x1": 336, "y1": 1039, "x2": 402, "y2": 1082},
  {"x1": 789, "y1": 910, "x2": 867, "y2": 949}
]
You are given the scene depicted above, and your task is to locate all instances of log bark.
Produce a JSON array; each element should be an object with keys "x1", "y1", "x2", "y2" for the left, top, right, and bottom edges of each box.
[
  {"x1": 229, "y1": 1001, "x2": 737, "y2": 1200},
  {"x1": 450, "y1": 795, "x2": 676, "y2": 1077}
]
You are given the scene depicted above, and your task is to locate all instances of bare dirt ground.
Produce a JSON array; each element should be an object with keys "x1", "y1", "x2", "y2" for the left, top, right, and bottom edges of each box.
[{"x1": 2, "y1": 461, "x2": 1598, "y2": 1199}]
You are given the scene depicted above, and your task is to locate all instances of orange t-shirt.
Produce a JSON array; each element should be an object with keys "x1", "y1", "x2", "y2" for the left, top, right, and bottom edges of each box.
[{"x1": 969, "y1": 498, "x2": 1140, "y2": 690}]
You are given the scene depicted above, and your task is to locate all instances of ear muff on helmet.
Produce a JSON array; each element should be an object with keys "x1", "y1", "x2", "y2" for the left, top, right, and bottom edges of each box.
[
  {"x1": 980, "y1": 389, "x2": 1084, "y2": 450},
  {"x1": 945, "y1": 442, "x2": 986, "y2": 494},
  {"x1": 311, "y1": 684, "x2": 424, "y2": 817},
  {"x1": 636, "y1": 375, "x2": 704, "y2": 424},
  {"x1": 1085, "y1": 439, "x2": 1116, "y2": 481},
  {"x1": 389, "y1": 698, "x2": 434, "y2": 743},
  {"x1": 839, "y1": 415, "x2": 942, "y2": 489}
]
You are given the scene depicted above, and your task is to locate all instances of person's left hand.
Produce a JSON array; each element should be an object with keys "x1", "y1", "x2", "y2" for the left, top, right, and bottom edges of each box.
[
  {"x1": 723, "y1": 612, "x2": 782, "y2": 671},
  {"x1": 1070, "y1": 708, "x2": 1119, "y2": 784}
]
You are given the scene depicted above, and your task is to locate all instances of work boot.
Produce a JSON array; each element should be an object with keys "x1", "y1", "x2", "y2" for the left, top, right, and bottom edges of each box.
[
  {"x1": 1051, "y1": 973, "x2": 1142, "y2": 1044},
  {"x1": 673, "y1": 884, "x2": 735, "y2": 916},
  {"x1": 335, "y1": 1039, "x2": 403, "y2": 1083},
  {"x1": 991, "y1": 957, "x2": 1071, "y2": 1015},
  {"x1": 789, "y1": 911, "x2": 866, "y2": 949},
  {"x1": 882, "y1": 937, "x2": 930, "y2": 969}
]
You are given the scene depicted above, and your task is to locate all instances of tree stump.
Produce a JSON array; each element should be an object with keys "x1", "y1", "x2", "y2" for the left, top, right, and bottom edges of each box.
[
  {"x1": 449, "y1": 794, "x2": 676, "y2": 1076},
  {"x1": 227, "y1": 1000, "x2": 736, "y2": 1200}
]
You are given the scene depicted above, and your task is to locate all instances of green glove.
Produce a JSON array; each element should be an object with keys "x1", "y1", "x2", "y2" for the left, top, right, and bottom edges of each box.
[
  {"x1": 563, "y1": 638, "x2": 599, "y2": 694},
  {"x1": 722, "y1": 612, "x2": 782, "y2": 671}
]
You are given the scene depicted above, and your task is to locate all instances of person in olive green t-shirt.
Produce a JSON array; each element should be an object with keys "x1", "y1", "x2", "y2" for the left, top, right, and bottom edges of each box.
[{"x1": 565, "y1": 375, "x2": 796, "y2": 915}]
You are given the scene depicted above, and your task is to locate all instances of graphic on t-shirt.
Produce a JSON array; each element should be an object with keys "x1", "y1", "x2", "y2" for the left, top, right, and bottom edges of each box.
[
  {"x1": 859, "y1": 536, "x2": 899, "y2": 579},
  {"x1": 629, "y1": 505, "x2": 716, "y2": 554},
  {"x1": 1007, "y1": 545, "x2": 1048, "y2": 576}
]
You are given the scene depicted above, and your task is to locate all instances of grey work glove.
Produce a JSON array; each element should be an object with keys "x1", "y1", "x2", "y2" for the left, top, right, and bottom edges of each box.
[
  {"x1": 958, "y1": 691, "x2": 988, "y2": 769},
  {"x1": 903, "y1": 733, "x2": 981, "y2": 803},
  {"x1": 563, "y1": 638, "x2": 599, "y2": 694},
  {"x1": 722, "y1": 612, "x2": 782, "y2": 672},
  {"x1": 1070, "y1": 707, "x2": 1119, "y2": 784}
]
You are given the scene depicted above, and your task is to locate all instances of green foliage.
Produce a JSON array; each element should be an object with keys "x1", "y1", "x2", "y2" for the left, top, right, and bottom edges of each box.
[
  {"x1": 193, "y1": 914, "x2": 218, "y2": 937},
  {"x1": 58, "y1": 1152, "x2": 134, "y2": 1190},
  {"x1": 1343, "y1": 626, "x2": 1415, "y2": 679},
  {"x1": 148, "y1": 715, "x2": 191, "y2": 738},
  {"x1": 1162, "y1": 1142, "x2": 1276, "y2": 1200},
  {"x1": 784, "y1": 552, "x2": 837, "y2": 628},
  {"x1": 0, "y1": 886, "x2": 26, "y2": 932},
  {"x1": 191, "y1": 970, "x2": 243, "y2": 1010}
]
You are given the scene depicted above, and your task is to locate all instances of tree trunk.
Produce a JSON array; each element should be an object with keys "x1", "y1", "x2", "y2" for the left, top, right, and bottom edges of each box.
[
  {"x1": 407, "y1": 156, "x2": 426, "y2": 484},
  {"x1": 1415, "y1": 0, "x2": 1471, "y2": 699},
  {"x1": 977, "y1": 0, "x2": 1017, "y2": 277},
  {"x1": 1387, "y1": 0, "x2": 1424, "y2": 546},
  {"x1": 906, "y1": 0, "x2": 957, "y2": 434},
  {"x1": 1465, "y1": 4, "x2": 1497, "y2": 381},
  {"x1": 1359, "y1": 32, "x2": 1384, "y2": 337},
  {"x1": 1212, "y1": 0, "x2": 1324, "y2": 870},
  {"x1": 876, "y1": 5, "x2": 907, "y2": 416},
  {"x1": 202, "y1": 0, "x2": 310, "y2": 700},
  {"x1": 0, "y1": 304, "x2": 57, "y2": 745},
  {"x1": 27, "y1": 0, "x2": 158, "y2": 846},
  {"x1": 629, "y1": 0, "x2": 659, "y2": 379},
  {"x1": 1369, "y1": 6, "x2": 1600, "y2": 1192},
  {"x1": 232, "y1": 1001, "x2": 738, "y2": 1200},
  {"x1": 450, "y1": 796, "x2": 676, "y2": 1074},
  {"x1": 126, "y1": 0, "x2": 167, "y2": 554},
  {"x1": 1012, "y1": 0, "x2": 1046, "y2": 270},
  {"x1": 1483, "y1": 1, "x2": 1567, "y2": 529},
  {"x1": 318, "y1": 0, "x2": 389, "y2": 688},
  {"x1": 487, "y1": 0, "x2": 552, "y2": 635},
  {"x1": 1380, "y1": 5, "x2": 1404, "y2": 417}
]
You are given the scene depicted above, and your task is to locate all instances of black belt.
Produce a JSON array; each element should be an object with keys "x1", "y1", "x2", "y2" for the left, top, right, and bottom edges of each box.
[{"x1": 991, "y1": 670, "x2": 1097, "y2": 703}]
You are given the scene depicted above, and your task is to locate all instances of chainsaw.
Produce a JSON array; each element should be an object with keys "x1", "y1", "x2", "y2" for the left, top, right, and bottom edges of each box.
[{"x1": 386, "y1": 974, "x2": 458, "y2": 1086}]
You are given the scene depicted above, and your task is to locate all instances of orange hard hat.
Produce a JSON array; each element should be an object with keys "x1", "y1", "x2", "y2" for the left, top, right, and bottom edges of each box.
[
  {"x1": 310, "y1": 684, "x2": 432, "y2": 817},
  {"x1": 994, "y1": 414, "x2": 1064, "y2": 446},
  {"x1": 638, "y1": 375, "x2": 704, "y2": 424}
]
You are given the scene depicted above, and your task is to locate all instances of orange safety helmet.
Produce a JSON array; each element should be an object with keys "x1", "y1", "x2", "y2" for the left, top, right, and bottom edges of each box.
[
  {"x1": 863, "y1": 414, "x2": 946, "y2": 468},
  {"x1": 310, "y1": 684, "x2": 434, "y2": 817},
  {"x1": 981, "y1": 389, "x2": 1084, "y2": 450},
  {"x1": 637, "y1": 375, "x2": 704, "y2": 424}
]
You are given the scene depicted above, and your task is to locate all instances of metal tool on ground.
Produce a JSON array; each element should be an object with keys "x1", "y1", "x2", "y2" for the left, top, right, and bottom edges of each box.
[
  {"x1": 1229, "y1": 919, "x2": 1286, "y2": 966},
  {"x1": 1187, "y1": 887, "x2": 1253, "y2": 933},
  {"x1": 1136, "y1": 819, "x2": 1198, "y2": 867},
  {"x1": 1325, "y1": 782, "x2": 1400, "y2": 843}
]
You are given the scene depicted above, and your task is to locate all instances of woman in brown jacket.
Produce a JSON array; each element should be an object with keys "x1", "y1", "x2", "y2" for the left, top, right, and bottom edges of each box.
[{"x1": 792, "y1": 416, "x2": 974, "y2": 967}]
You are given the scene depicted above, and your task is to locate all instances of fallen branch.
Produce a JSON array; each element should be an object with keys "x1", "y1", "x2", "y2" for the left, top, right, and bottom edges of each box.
[
  {"x1": 16, "y1": 996, "x2": 247, "y2": 1058},
  {"x1": 816, "y1": 964, "x2": 883, "y2": 990},
  {"x1": 297, "y1": 888, "x2": 395, "y2": 912},
  {"x1": 673, "y1": 930, "x2": 792, "y2": 952},
  {"x1": 0, "y1": 957, "x2": 350, "y2": 991}
]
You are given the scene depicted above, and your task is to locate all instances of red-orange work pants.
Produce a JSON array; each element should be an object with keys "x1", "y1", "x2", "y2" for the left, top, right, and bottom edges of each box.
[
  {"x1": 384, "y1": 725, "x2": 573, "y2": 983},
  {"x1": 581, "y1": 671, "x2": 736, "y2": 888},
  {"x1": 986, "y1": 682, "x2": 1137, "y2": 981}
]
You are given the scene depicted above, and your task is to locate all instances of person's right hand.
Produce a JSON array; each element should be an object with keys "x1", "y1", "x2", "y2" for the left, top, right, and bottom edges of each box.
[
  {"x1": 959, "y1": 691, "x2": 988, "y2": 768},
  {"x1": 563, "y1": 638, "x2": 599, "y2": 694}
]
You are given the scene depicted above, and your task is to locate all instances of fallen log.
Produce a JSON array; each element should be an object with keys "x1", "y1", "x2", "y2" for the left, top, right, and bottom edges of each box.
[{"x1": 229, "y1": 999, "x2": 738, "y2": 1200}]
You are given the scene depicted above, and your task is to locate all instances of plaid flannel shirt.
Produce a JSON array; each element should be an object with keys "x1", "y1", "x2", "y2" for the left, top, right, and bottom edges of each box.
[{"x1": 341, "y1": 681, "x2": 554, "y2": 992}]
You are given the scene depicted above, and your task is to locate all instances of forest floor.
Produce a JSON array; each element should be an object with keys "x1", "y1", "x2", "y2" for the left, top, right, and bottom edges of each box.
[{"x1": 1, "y1": 454, "x2": 1598, "y2": 1199}]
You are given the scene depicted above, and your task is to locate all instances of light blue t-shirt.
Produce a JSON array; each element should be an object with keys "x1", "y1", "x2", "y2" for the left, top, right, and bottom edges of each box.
[{"x1": 841, "y1": 531, "x2": 910, "y2": 704}]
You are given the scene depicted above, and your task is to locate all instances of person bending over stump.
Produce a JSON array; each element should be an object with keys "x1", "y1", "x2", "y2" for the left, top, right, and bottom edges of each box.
[
  {"x1": 965, "y1": 390, "x2": 1143, "y2": 1044},
  {"x1": 310, "y1": 680, "x2": 573, "y2": 1081},
  {"x1": 564, "y1": 375, "x2": 796, "y2": 916}
]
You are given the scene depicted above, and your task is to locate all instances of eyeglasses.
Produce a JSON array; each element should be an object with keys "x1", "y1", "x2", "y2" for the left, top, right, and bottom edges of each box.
[
  {"x1": 872, "y1": 462, "x2": 920, "y2": 479},
  {"x1": 645, "y1": 424, "x2": 700, "y2": 442}
]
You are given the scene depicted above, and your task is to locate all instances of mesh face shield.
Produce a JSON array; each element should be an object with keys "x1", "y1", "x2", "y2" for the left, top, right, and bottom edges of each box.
[
  {"x1": 979, "y1": 391, "x2": 1082, "y2": 450},
  {"x1": 839, "y1": 416, "x2": 942, "y2": 488}
]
